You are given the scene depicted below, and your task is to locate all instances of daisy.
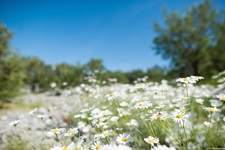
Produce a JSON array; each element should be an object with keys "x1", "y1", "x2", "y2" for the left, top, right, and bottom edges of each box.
[
  {"x1": 120, "y1": 102, "x2": 128, "y2": 107},
  {"x1": 159, "y1": 112, "x2": 170, "y2": 121},
  {"x1": 204, "y1": 107, "x2": 220, "y2": 114},
  {"x1": 47, "y1": 128, "x2": 65, "y2": 137},
  {"x1": 172, "y1": 112, "x2": 188, "y2": 123},
  {"x1": 210, "y1": 100, "x2": 222, "y2": 107},
  {"x1": 217, "y1": 94, "x2": 225, "y2": 101},
  {"x1": 155, "y1": 105, "x2": 166, "y2": 109},
  {"x1": 144, "y1": 136, "x2": 159, "y2": 146},
  {"x1": 126, "y1": 119, "x2": 138, "y2": 127},
  {"x1": 149, "y1": 109, "x2": 166, "y2": 121},
  {"x1": 91, "y1": 141, "x2": 102, "y2": 150},
  {"x1": 176, "y1": 77, "x2": 196, "y2": 84},
  {"x1": 64, "y1": 128, "x2": 78, "y2": 137},
  {"x1": 105, "y1": 92, "x2": 118, "y2": 100},
  {"x1": 92, "y1": 118, "x2": 107, "y2": 128},
  {"x1": 190, "y1": 76, "x2": 204, "y2": 81},
  {"x1": 50, "y1": 82, "x2": 57, "y2": 88},
  {"x1": 117, "y1": 108, "x2": 130, "y2": 117},
  {"x1": 37, "y1": 115, "x2": 46, "y2": 120},
  {"x1": 135, "y1": 83, "x2": 148, "y2": 91},
  {"x1": 196, "y1": 98, "x2": 204, "y2": 104},
  {"x1": 135, "y1": 101, "x2": 152, "y2": 109},
  {"x1": 204, "y1": 121, "x2": 212, "y2": 128},
  {"x1": 101, "y1": 130, "x2": 112, "y2": 138},
  {"x1": 29, "y1": 107, "x2": 38, "y2": 115},
  {"x1": 9, "y1": 120, "x2": 21, "y2": 127},
  {"x1": 177, "y1": 96, "x2": 187, "y2": 102},
  {"x1": 116, "y1": 133, "x2": 131, "y2": 144},
  {"x1": 110, "y1": 116, "x2": 119, "y2": 122},
  {"x1": 62, "y1": 142, "x2": 75, "y2": 150},
  {"x1": 50, "y1": 145, "x2": 63, "y2": 150}
]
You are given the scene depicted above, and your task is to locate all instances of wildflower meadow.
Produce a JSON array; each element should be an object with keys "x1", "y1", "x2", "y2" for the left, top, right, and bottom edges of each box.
[{"x1": 2, "y1": 72, "x2": 225, "y2": 150}]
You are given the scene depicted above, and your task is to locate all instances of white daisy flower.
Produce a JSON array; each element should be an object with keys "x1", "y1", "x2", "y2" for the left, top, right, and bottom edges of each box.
[
  {"x1": 47, "y1": 128, "x2": 65, "y2": 137},
  {"x1": 62, "y1": 142, "x2": 75, "y2": 150},
  {"x1": 190, "y1": 76, "x2": 204, "y2": 81},
  {"x1": 144, "y1": 136, "x2": 159, "y2": 146},
  {"x1": 209, "y1": 100, "x2": 222, "y2": 107},
  {"x1": 204, "y1": 121, "x2": 212, "y2": 128},
  {"x1": 217, "y1": 94, "x2": 225, "y2": 101},
  {"x1": 135, "y1": 83, "x2": 148, "y2": 91},
  {"x1": 9, "y1": 120, "x2": 21, "y2": 127},
  {"x1": 116, "y1": 133, "x2": 131, "y2": 144},
  {"x1": 117, "y1": 108, "x2": 130, "y2": 117},
  {"x1": 177, "y1": 96, "x2": 187, "y2": 102},
  {"x1": 105, "y1": 92, "x2": 118, "y2": 100},
  {"x1": 29, "y1": 107, "x2": 38, "y2": 115},
  {"x1": 50, "y1": 82, "x2": 57, "y2": 88},
  {"x1": 172, "y1": 112, "x2": 188, "y2": 123},
  {"x1": 176, "y1": 77, "x2": 196, "y2": 84},
  {"x1": 135, "y1": 101, "x2": 152, "y2": 109},
  {"x1": 196, "y1": 98, "x2": 204, "y2": 104},
  {"x1": 204, "y1": 107, "x2": 220, "y2": 114},
  {"x1": 101, "y1": 130, "x2": 112, "y2": 138},
  {"x1": 64, "y1": 128, "x2": 78, "y2": 137},
  {"x1": 126, "y1": 119, "x2": 138, "y2": 127},
  {"x1": 37, "y1": 115, "x2": 46, "y2": 120},
  {"x1": 50, "y1": 145, "x2": 63, "y2": 150},
  {"x1": 91, "y1": 141, "x2": 102, "y2": 150},
  {"x1": 110, "y1": 116, "x2": 119, "y2": 122}
]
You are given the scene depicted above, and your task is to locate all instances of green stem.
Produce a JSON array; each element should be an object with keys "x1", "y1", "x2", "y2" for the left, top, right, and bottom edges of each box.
[{"x1": 16, "y1": 127, "x2": 38, "y2": 149}]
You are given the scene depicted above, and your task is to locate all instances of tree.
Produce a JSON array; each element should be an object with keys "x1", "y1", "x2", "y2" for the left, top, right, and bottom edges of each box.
[
  {"x1": 22, "y1": 57, "x2": 56, "y2": 92},
  {"x1": 0, "y1": 21, "x2": 25, "y2": 100},
  {"x1": 153, "y1": 0, "x2": 225, "y2": 77},
  {"x1": 146, "y1": 65, "x2": 167, "y2": 82},
  {"x1": 55, "y1": 62, "x2": 85, "y2": 87},
  {"x1": 126, "y1": 69, "x2": 145, "y2": 83},
  {"x1": 85, "y1": 58, "x2": 105, "y2": 74}
]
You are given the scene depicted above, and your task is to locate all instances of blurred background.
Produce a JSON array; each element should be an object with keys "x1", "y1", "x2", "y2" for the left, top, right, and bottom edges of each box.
[{"x1": 0, "y1": 0, "x2": 225, "y2": 100}]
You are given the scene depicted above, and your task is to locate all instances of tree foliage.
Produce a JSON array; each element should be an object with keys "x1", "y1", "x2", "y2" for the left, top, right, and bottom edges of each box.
[
  {"x1": 0, "y1": 22, "x2": 25, "y2": 100},
  {"x1": 153, "y1": 0, "x2": 225, "y2": 77}
]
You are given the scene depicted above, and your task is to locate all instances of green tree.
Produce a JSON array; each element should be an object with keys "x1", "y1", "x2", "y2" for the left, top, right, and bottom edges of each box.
[
  {"x1": 85, "y1": 58, "x2": 105, "y2": 74},
  {"x1": 146, "y1": 65, "x2": 167, "y2": 82},
  {"x1": 126, "y1": 69, "x2": 145, "y2": 83},
  {"x1": 0, "y1": 21, "x2": 25, "y2": 100},
  {"x1": 55, "y1": 62, "x2": 85, "y2": 87},
  {"x1": 153, "y1": 0, "x2": 225, "y2": 77},
  {"x1": 22, "y1": 57, "x2": 56, "y2": 92}
]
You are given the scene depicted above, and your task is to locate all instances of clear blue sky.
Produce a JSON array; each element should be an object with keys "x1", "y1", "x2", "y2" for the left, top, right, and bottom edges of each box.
[{"x1": 1, "y1": 0, "x2": 224, "y2": 72}]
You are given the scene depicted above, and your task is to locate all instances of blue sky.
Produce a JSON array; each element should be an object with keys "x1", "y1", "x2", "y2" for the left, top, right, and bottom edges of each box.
[{"x1": 1, "y1": 0, "x2": 225, "y2": 72}]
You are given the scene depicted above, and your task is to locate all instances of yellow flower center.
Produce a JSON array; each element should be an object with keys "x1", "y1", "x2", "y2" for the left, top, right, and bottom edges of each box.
[
  {"x1": 176, "y1": 114, "x2": 183, "y2": 119},
  {"x1": 162, "y1": 116, "x2": 167, "y2": 119},
  {"x1": 209, "y1": 108, "x2": 214, "y2": 113},
  {"x1": 109, "y1": 93, "x2": 114, "y2": 97},
  {"x1": 181, "y1": 109, "x2": 185, "y2": 113},
  {"x1": 104, "y1": 133, "x2": 108, "y2": 137},
  {"x1": 139, "y1": 103, "x2": 143, "y2": 106},
  {"x1": 181, "y1": 97, "x2": 186, "y2": 101},
  {"x1": 69, "y1": 129, "x2": 73, "y2": 133},
  {"x1": 122, "y1": 137, "x2": 127, "y2": 142},
  {"x1": 76, "y1": 146, "x2": 81, "y2": 150},
  {"x1": 63, "y1": 147, "x2": 68, "y2": 150},
  {"x1": 97, "y1": 120, "x2": 100, "y2": 124},
  {"x1": 184, "y1": 78, "x2": 189, "y2": 81},
  {"x1": 96, "y1": 146, "x2": 100, "y2": 150},
  {"x1": 148, "y1": 139, "x2": 154, "y2": 143},
  {"x1": 221, "y1": 97, "x2": 225, "y2": 101},
  {"x1": 53, "y1": 129, "x2": 58, "y2": 133}
]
